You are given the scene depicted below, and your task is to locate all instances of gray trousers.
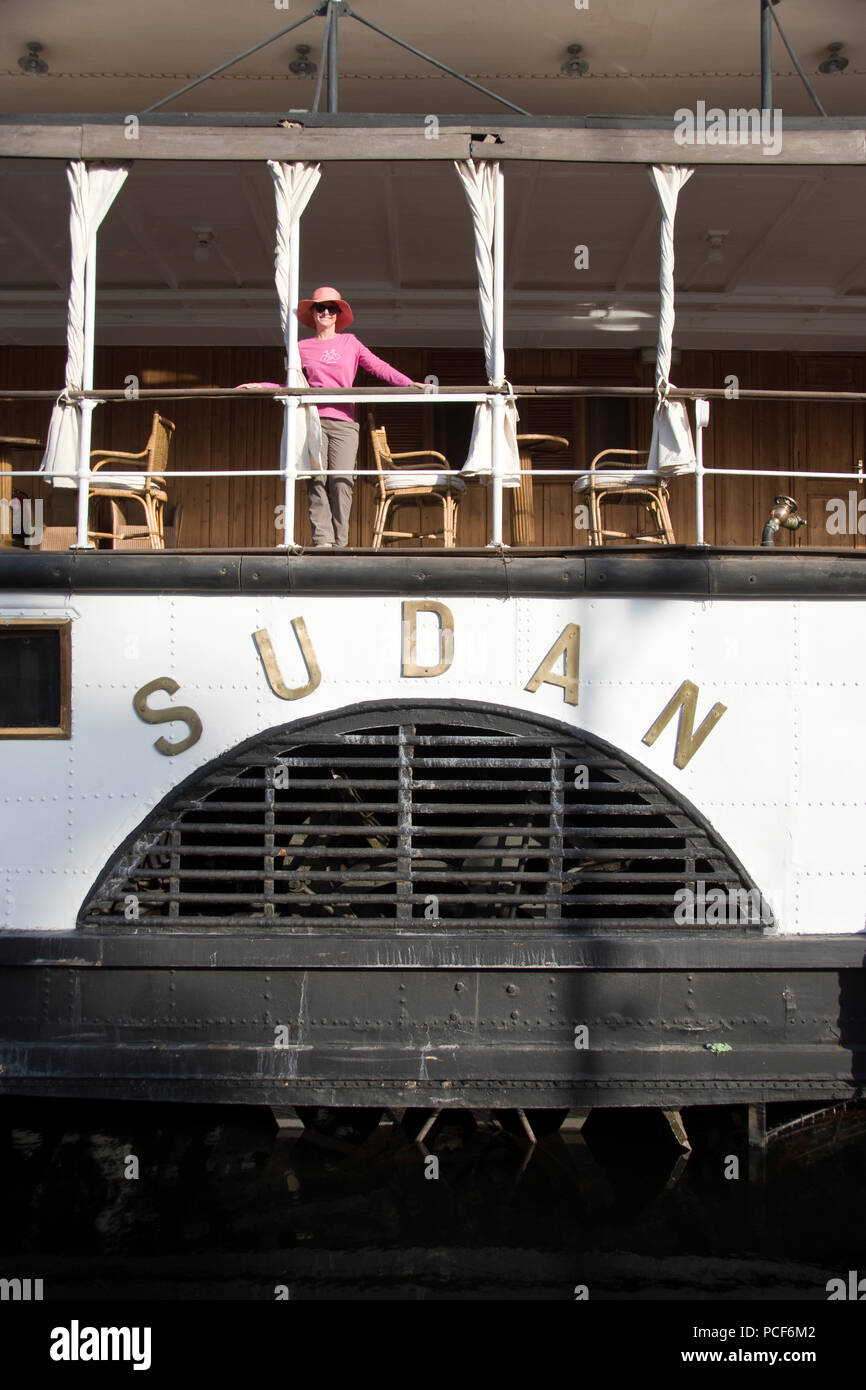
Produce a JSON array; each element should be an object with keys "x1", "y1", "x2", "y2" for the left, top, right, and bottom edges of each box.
[{"x1": 307, "y1": 417, "x2": 359, "y2": 547}]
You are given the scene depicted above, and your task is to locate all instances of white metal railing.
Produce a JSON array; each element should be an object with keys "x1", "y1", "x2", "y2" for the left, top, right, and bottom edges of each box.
[{"x1": 2, "y1": 387, "x2": 865, "y2": 551}]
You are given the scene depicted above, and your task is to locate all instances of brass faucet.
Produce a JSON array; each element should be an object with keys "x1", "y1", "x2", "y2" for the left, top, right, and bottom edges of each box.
[{"x1": 761, "y1": 495, "x2": 806, "y2": 546}]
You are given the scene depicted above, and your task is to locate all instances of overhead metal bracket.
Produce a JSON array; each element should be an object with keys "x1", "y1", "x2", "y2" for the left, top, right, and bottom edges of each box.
[{"x1": 141, "y1": 0, "x2": 529, "y2": 118}]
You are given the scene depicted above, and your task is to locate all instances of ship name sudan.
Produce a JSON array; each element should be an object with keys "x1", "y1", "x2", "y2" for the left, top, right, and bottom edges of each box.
[{"x1": 2, "y1": 544, "x2": 866, "y2": 1111}]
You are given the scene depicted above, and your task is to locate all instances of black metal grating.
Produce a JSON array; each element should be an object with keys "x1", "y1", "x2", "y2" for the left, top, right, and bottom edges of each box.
[{"x1": 79, "y1": 708, "x2": 765, "y2": 931}]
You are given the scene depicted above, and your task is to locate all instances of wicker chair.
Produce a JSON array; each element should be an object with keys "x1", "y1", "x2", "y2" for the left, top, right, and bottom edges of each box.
[
  {"x1": 367, "y1": 413, "x2": 465, "y2": 549},
  {"x1": 573, "y1": 447, "x2": 675, "y2": 545},
  {"x1": 87, "y1": 412, "x2": 175, "y2": 550}
]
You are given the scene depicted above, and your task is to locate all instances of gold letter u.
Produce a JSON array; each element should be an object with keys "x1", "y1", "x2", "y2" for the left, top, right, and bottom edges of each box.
[{"x1": 254, "y1": 619, "x2": 322, "y2": 701}]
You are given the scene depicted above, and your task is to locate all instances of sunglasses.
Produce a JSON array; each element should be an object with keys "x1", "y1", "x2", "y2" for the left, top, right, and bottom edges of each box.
[{"x1": 313, "y1": 303, "x2": 340, "y2": 315}]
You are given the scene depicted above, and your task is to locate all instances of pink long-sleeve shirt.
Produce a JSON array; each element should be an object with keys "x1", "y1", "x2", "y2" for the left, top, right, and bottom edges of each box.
[{"x1": 299, "y1": 334, "x2": 413, "y2": 422}]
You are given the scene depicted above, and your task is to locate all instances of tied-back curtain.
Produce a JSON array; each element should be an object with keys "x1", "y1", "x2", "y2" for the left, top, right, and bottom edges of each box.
[
  {"x1": 268, "y1": 159, "x2": 324, "y2": 475},
  {"x1": 41, "y1": 161, "x2": 130, "y2": 487},
  {"x1": 647, "y1": 164, "x2": 697, "y2": 476},
  {"x1": 453, "y1": 159, "x2": 520, "y2": 486}
]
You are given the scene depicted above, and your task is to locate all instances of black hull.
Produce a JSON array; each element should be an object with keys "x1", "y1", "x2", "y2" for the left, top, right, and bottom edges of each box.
[{"x1": 2, "y1": 929, "x2": 864, "y2": 1108}]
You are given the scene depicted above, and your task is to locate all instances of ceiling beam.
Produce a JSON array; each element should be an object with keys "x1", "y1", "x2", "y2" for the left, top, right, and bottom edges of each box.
[{"x1": 0, "y1": 123, "x2": 862, "y2": 164}]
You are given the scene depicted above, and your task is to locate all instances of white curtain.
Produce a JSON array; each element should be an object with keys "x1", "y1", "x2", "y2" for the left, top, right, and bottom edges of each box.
[
  {"x1": 268, "y1": 160, "x2": 324, "y2": 475},
  {"x1": 41, "y1": 162, "x2": 130, "y2": 487},
  {"x1": 647, "y1": 164, "x2": 697, "y2": 476},
  {"x1": 454, "y1": 159, "x2": 520, "y2": 486}
]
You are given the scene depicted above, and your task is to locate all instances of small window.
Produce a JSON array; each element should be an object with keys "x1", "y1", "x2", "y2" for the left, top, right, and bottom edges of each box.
[{"x1": 0, "y1": 620, "x2": 71, "y2": 738}]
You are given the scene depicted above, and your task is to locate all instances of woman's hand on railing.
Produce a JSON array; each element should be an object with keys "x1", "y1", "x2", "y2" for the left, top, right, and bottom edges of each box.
[{"x1": 236, "y1": 382, "x2": 283, "y2": 390}]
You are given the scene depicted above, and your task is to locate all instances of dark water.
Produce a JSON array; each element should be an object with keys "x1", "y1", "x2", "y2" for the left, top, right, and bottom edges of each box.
[{"x1": 1, "y1": 1100, "x2": 864, "y2": 1300}]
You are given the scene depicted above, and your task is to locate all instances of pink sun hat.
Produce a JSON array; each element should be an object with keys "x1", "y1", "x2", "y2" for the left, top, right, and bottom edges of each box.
[{"x1": 297, "y1": 285, "x2": 354, "y2": 331}]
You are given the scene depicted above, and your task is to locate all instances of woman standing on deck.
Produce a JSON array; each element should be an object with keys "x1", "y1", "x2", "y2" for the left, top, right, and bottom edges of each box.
[{"x1": 241, "y1": 286, "x2": 421, "y2": 549}]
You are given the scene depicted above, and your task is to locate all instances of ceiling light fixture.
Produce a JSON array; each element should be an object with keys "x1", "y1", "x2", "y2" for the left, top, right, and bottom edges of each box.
[
  {"x1": 818, "y1": 41, "x2": 848, "y2": 75},
  {"x1": 706, "y1": 229, "x2": 729, "y2": 263},
  {"x1": 192, "y1": 227, "x2": 215, "y2": 264},
  {"x1": 18, "y1": 42, "x2": 48, "y2": 75},
  {"x1": 289, "y1": 44, "x2": 317, "y2": 77},
  {"x1": 561, "y1": 44, "x2": 589, "y2": 77}
]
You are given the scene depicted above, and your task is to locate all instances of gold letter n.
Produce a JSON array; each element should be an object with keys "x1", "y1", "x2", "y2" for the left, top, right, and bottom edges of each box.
[{"x1": 642, "y1": 680, "x2": 726, "y2": 770}]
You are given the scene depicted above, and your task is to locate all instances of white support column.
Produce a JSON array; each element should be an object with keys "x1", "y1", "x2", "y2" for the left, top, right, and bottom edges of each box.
[
  {"x1": 694, "y1": 397, "x2": 710, "y2": 545},
  {"x1": 74, "y1": 238, "x2": 98, "y2": 549},
  {"x1": 278, "y1": 208, "x2": 301, "y2": 550},
  {"x1": 490, "y1": 163, "x2": 505, "y2": 546},
  {"x1": 492, "y1": 163, "x2": 505, "y2": 388}
]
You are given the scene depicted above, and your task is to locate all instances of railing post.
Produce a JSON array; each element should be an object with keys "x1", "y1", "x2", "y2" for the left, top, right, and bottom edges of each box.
[
  {"x1": 279, "y1": 395, "x2": 298, "y2": 549},
  {"x1": 490, "y1": 392, "x2": 504, "y2": 546},
  {"x1": 74, "y1": 400, "x2": 98, "y2": 548},
  {"x1": 277, "y1": 176, "x2": 303, "y2": 552},
  {"x1": 489, "y1": 161, "x2": 506, "y2": 547},
  {"x1": 694, "y1": 397, "x2": 710, "y2": 546},
  {"x1": 74, "y1": 237, "x2": 99, "y2": 549}
]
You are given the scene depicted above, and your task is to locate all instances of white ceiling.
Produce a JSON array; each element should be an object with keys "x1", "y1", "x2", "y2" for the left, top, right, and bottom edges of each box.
[
  {"x1": 0, "y1": 157, "x2": 863, "y2": 349},
  {"x1": 0, "y1": 1, "x2": 863, "y2": 350},
  {"x1": 1, "y1": 0, "x2": 862, "y2": 117}
]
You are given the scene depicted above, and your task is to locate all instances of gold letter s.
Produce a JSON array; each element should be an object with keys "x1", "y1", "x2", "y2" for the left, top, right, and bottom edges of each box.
[{"x1": 133, "y1": 677, "x2": 203, "y2": 756}]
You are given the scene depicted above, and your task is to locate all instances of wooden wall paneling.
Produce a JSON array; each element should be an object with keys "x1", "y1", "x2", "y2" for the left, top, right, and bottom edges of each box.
[
  {"x1": 574, "y1": 347, "x2": 643, "y2": 546},
  {"x1": 456, "y1": 475, "x2": 491, "y2": 549},
  {"x1": 175, "y1": 348, "x2": 212, "y2": 550},
  {"x1": 792, "y1": 355, "x2": 864, "y2": 550},
  {"x1": 800, "y1": 479, "x2": 859, "y2": 549},
  {"x1": 352, "y1": 425, "x2": 372, "y2": 549},
  {"x1": 749, "y1": 351, "x2": 796, "y2": 549},
  {"x1": 3, "y1": 345, "x2": 866, "y2": 553},
  {"x1": 505, "y1": 381, "x2": 569, "y2": 546},
  {"x1": 570, "y1": 394, "x2": 588, "y2": 544},
  {"x1": 0, "y1": 347, "x2": 64, "y2": 529},
  {"x1": 234, "y1": 348, "x2": 256, "y2": 548},
  {"x1": 545, "y1": 349, "x2": 573, "y2": 381},
  {"x1": 508, "y1": 349, "x2": 584, "y2": 547},
  {"x1": 710, "y1": 351, "x2": 752, "y2": 546},
  {"x1": 798, "y1": 401, "x2": 861, "y2": 550}
]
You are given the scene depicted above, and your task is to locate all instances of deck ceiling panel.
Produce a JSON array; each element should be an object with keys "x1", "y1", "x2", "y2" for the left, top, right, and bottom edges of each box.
[
  {"x1": 0, "y1": 160, "x2": 70, "y2": 288},
  {"x1": 385, "y1": 165, "x2": 477, "y2": 290},
  {"x1": 300, "y1": 162, "x2": 394, "y2": 288},
  {"x1": 95, "y1": 164, "x2": 274, "y2": 289},
  {"x1": 0, "y1": 0, "x2": 863, "y2": 116},
  {"x1": 1, "y1": 158, "x2": 864, "y2": 349},
  {"x1": 509, "y1": 165, "x2": 654, "y2": 292}
]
